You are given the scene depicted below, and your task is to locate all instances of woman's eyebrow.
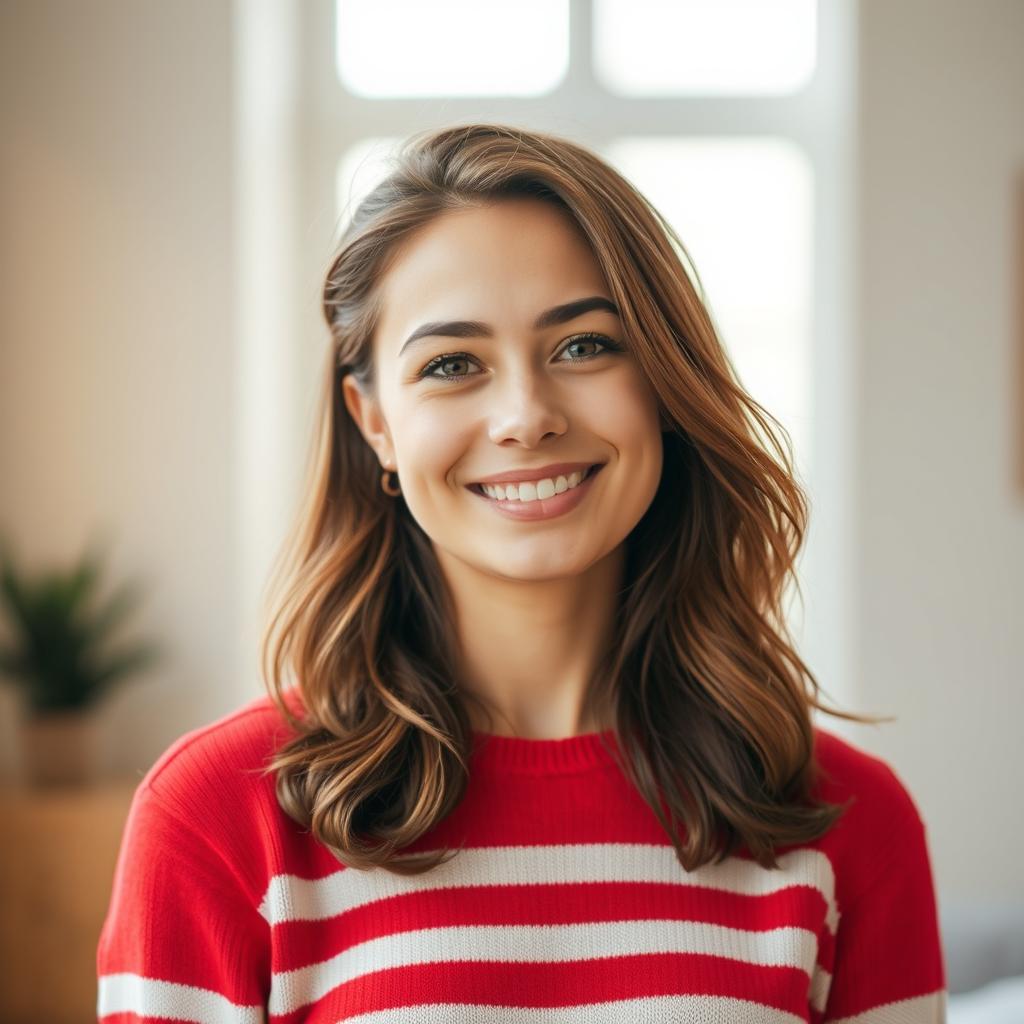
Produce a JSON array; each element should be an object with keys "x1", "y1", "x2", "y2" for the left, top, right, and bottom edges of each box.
[{"x1": 398, "y1": 295, "x2": 620, "y2": 357}]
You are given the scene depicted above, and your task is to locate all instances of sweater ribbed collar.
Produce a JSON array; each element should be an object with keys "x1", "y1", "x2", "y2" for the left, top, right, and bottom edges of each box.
[{"x1": 468, "y1": 727, "x2": 620, "y2": 775}]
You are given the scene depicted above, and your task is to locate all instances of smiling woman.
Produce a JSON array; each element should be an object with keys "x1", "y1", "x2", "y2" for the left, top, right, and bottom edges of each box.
[{"x1": 96, "y1": 124, "x2": 946, "y2": 1024}]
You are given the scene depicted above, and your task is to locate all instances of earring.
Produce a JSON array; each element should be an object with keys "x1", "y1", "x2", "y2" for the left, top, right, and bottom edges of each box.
[{"x1": 381, "y1": 466, "x2": 401, "y2": 497}]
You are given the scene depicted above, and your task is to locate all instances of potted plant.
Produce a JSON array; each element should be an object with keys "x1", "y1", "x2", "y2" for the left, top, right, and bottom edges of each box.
[{"x1": 0, "y1": 532, "x2": 162, "y2": 787}]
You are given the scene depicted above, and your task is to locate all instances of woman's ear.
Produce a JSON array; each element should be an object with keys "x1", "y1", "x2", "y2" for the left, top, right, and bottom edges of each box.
[{"x1": 341, "y1": 374, "x2": 395, "y2": 467}]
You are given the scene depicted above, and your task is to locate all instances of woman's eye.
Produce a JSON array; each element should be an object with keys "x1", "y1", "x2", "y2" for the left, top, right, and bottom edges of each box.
[
  {"x1": 561, "y1": 332, "x2": 619, "y2": 361},
  {"x1": 417, "y1": 332, "x2": 622, "y2": 383},
  {"x1": 419, "y1": 354, "x2": 480, "y2": 382}
]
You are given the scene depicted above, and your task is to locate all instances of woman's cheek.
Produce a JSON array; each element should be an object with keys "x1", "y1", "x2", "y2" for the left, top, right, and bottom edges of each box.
[{"x1": 400, "y1": 404, "x2": 476, "y2": 491}]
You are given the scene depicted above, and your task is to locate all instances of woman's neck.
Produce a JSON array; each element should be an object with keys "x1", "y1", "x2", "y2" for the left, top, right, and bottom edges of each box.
[{"x1": 436, "y1": 543, "x2": 625, "y2": 741}]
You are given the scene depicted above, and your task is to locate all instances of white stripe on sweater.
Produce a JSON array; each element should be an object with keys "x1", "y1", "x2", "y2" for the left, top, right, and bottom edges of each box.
[
  {"x1": 97, "y1": 973, "x2": 265, "y2": 1024},
  {"x1": 267, "y1": 918, "x2": 823, "y2": 1016},
  {"x1": 317, "y1": 995, "x2": 810, "y2": 1024},
  {"x1": 824, "y1": 989, "x2": 947, "y2": 1023},
  {"x1": 258, "y1": 843, "x2": 839, "y2": 933}
]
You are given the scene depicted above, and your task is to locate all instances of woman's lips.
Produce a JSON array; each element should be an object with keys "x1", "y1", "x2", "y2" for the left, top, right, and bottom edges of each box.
[{"x1": 467, "y1": 463, "x2": 603, "y2": 521}]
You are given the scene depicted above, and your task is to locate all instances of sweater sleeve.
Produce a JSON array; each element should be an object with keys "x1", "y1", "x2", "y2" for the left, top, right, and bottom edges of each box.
[
  {"x1": 96, "y1": 779, "x2": 271, "y2": 1023},
  {"x1": 820, "y1": 798, "x2": 947, "y2": 1022}
]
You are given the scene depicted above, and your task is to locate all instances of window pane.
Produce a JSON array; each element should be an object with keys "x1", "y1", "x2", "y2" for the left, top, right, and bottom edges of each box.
[
  {"x1": 594, "y1": 0, "x2": 817, "y2": 96},
  {"x1": 603, "y1": 138, "x2": 814, "y2": 475},
  {"x1": 335, "y1": 0, "x2": 569, "y2": 97}
]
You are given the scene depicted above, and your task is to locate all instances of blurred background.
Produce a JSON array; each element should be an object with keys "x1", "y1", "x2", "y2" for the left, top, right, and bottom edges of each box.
[{"x1": 0, "y1": 0, "x2": 1021, "y2": 1020}]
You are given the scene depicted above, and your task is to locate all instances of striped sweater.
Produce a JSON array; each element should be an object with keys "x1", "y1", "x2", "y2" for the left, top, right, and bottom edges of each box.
[{"x1": 96, "y1": 693, "x2": 947, "y2": 1023}]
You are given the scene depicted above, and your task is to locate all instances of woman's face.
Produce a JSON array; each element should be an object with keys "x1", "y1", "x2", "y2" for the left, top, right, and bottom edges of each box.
[{"x1": 343, "y1": 197, "x2": 664, "y2": 582}]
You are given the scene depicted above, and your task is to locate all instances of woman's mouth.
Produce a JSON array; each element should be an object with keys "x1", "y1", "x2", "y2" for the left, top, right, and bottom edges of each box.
[{"x1": 466, "y1": 464, "x2": 604, "y2": 521}]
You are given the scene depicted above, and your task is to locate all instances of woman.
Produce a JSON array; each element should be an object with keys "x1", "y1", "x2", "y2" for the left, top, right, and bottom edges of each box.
[{"x1": 97, "y1": 123, "x2": 946, "y2": 1023}]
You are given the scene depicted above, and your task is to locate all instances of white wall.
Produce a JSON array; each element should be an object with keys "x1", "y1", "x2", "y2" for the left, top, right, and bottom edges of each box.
[
  {"x1": 853, "y1": 0, "x2": 1024, "y2": 900},
  {"x1": 0, "y1": 0, "x2": 250, "y2": 779},
  {"x1": 1, "y1": 0, "x2": 1021, "y2": 903}
]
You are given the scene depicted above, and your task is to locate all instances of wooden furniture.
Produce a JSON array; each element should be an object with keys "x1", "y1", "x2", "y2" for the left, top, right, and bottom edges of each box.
[{"x1": 0, "y1": 781, "x2": 137, "y2": 1024}]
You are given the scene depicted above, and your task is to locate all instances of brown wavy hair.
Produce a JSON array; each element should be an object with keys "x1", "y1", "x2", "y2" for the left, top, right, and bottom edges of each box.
[{"x1": 260, "y1": 122, "x2": 886, "y2": 876}]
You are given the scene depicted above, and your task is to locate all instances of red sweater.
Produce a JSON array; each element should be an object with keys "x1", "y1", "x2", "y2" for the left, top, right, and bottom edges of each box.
[{"x1": 96, "y1": 694, "x2": 947, "y2": 1023}]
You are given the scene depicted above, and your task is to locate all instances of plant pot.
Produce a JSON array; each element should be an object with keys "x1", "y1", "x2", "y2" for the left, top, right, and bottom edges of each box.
[{"x1": 21, "y1": 710, "x2": 97, "y2": 788}]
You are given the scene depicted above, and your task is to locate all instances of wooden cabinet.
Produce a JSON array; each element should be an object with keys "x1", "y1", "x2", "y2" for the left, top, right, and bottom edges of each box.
[{"x1": 0, "y1": 782, "x2": 137, "y2": 1024}]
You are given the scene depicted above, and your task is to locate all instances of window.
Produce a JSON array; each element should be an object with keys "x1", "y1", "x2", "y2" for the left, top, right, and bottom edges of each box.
[
  {"x1": 335, "y1": 0, "x2": 569, "y2": 97},
  {"x1": 603, "y1": 137, "x2": 813, "y2": 466},
  {"x1": 593, "y1": 0, "x2": 817, "y2": 96}
]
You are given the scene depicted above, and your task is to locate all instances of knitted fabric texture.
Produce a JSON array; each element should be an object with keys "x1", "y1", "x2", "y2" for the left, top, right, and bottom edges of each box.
[{"x1": 97, "y1": 695, "x2": 947, "y2": 1023}]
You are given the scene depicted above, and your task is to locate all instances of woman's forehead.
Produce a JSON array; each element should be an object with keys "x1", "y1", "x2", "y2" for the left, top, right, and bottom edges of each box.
[{"x1": 374, "y1": 204, "x2": 609, "y2": 356}]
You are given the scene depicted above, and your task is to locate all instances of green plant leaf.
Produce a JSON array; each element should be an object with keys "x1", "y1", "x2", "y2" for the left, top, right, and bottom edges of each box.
[
  {"x1": 0, "y1": 550, "x2": 35, "y2": 636},
  {"x1": 88, "y1": 576, "x2": 148, "y2": 643},
  {"x1": 89, "y1": 642, "x2": 162, "y2": 694},
  {"x1": 0, "y1": 535, "x2": 161, "y2": 712},
  {"x1": 58, "y1": 544, "x2": 104, "y2": 616}
]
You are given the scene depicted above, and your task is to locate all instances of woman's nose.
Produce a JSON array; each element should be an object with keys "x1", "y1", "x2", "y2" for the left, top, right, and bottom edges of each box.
[{"x1": 485, "y1": 374, "x2": 569, "y2": 448}]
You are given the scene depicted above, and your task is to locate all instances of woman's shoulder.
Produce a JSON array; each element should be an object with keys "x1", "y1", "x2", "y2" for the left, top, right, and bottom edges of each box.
[
  {"x1": 810, "y1": 723, "x2": 926, "y2": 830},
  {"x1": 134, "y1": 690, "x2": 303, "y2": 830},
  {"x1": 807, "y1": 723, "x2": 932, "y2": 904},
  {"x1": 106, "y1": 692, "x2": 308, "y2": 910}
]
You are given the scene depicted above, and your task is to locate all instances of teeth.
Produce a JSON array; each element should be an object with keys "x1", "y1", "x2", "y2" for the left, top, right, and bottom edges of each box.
[{"x1": 481, "y1": 468, "x2": 591, "y2": 503}]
